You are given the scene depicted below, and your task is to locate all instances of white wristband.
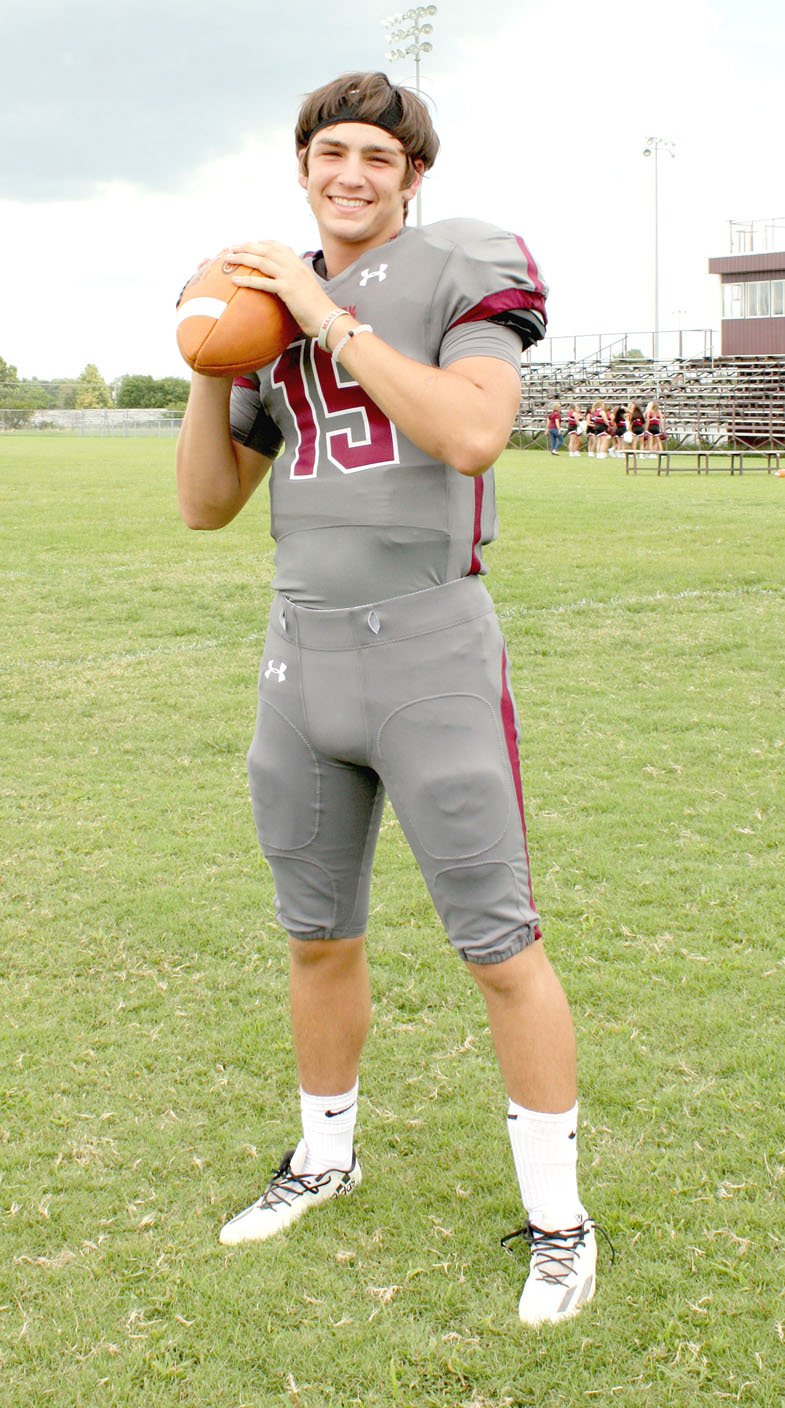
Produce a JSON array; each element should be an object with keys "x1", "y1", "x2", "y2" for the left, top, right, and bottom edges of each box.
[
  {"x1": 332, "y1": 324, "x2": 373, "y2": 363},
  {"x1": 316, "y1": 307, "x2": 350, "y2": 351}
]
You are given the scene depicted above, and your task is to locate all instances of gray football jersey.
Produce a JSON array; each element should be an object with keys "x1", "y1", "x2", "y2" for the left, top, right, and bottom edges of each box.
[{"x1": 231, "y1": 218, "x2": 547, "y2": 608}]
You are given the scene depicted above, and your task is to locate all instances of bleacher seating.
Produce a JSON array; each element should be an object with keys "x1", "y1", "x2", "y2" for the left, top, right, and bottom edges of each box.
[{"x1": 515, "y1": 353, "x2": 785, "y2": 449}]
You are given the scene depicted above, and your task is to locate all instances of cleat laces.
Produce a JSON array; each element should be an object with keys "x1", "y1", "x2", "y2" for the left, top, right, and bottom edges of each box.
[
  {"x1": 254, "y1": 1150, "x2": 332, "y2": 1213},
  {"x1": 501, "y1": 1219, "x2": 615, "y2": 1285}
]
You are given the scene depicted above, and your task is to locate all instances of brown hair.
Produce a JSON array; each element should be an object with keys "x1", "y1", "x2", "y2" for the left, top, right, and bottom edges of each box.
[{"x1": 296, "y1": 71, "x2": 440, "y2": 186}]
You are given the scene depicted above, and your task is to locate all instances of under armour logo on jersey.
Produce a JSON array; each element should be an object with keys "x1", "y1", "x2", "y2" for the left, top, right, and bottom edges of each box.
[
  {"x1": 264, "y1": 660, "x2": 287, "y2": 683},
  {"x1": 359, "y1": 263, "x2": 388, "y2": 286}
]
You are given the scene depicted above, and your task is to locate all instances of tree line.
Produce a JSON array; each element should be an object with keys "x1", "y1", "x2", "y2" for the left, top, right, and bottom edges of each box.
[{"x1": 0, "y1": 357, "x2": 190, "y2": 414}]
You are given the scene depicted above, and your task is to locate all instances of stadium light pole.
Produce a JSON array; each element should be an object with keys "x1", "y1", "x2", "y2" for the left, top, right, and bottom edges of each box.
[
  {"x1": 643, "y1": 137, "x2": 675, "y2": 365},
  {"x1": 383, "y1": 6, "x2": 437, "y2": 226}
]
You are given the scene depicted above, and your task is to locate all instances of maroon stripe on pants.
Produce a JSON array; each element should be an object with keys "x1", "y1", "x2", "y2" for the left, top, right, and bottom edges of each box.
[
  {"x1": 469, "y1": 477, "x2": 483, "y2": 573},
  {"x1": 499, "y1": 646, "x2": 541, "y2": 937}
]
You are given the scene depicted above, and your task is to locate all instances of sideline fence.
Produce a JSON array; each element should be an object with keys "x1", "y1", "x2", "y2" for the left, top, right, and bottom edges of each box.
[{"x1": 0, "y1": 409, "x2": 183, "y2": 436}]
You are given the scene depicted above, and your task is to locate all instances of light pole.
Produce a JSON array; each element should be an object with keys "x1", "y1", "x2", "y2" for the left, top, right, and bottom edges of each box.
[
  {"x1": 673, "y1": 307, "x2": 687, "y2": 361},
  {"x1": 643, "y1": 137, "x2": 675, "y2": 363},
  {"x1": 383, "y1": 6, "x2": 437, "y2": 226}
]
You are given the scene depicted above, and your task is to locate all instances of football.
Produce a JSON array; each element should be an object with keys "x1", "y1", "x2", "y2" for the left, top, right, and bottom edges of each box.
[{"x1": 176, "y1": 251, "x2": 300, "y2": 376}]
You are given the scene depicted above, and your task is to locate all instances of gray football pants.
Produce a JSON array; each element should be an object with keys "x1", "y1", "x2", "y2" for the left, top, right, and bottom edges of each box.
[{"x1": 247, "y1": 576, "x2": 541, "y2": 964}]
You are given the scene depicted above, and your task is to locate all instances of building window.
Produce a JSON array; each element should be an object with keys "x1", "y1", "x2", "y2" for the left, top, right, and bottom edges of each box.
[
  {"x1": 724, "y1": 278, "x2": 785, "y2": 319},
  {"x1": 723, "y1": 283, "x2": 744, "y2": 319},
  {"x1": 745, "y1": 281, "x2": 770, "y2": 317}
]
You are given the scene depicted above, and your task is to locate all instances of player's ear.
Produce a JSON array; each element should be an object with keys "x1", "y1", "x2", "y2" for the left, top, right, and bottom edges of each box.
[
  {"x1": 402, "y1": 158, "x2": 424, "y2": 203},
  {"x1": 297, "y1": 147, "x2": 309, "y2": 190}
]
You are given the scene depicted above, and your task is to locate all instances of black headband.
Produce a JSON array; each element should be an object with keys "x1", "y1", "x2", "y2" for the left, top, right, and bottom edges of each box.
[{"x1": 304, "y1": 89, "x2": 405, "y2": 145}]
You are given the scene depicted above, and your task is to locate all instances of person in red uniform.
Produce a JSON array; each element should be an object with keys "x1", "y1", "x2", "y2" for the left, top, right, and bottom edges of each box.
[
  {"x1": 590, "y1": 400, "x2": 612, "y2": 459},
  {"x1": 645, "y1": 399, "x2": 663, "y2": 453},
  {"x1": 628, "y1": 401, "x2": 646, "y2": 451},
  {"x1": 546, "y1": 400, "x2": 563, "y2": 454},
  {"x1": 566, "y1": 403, "x2": 582, "y2": 456}
]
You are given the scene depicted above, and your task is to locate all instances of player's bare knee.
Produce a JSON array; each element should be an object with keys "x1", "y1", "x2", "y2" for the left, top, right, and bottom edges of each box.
[
  {"x1": 467, "y1": 942, "x2": 549, "y2": 999},
  {"x1": 287, "y1": 934, "x2": 366, "y2": 972}
]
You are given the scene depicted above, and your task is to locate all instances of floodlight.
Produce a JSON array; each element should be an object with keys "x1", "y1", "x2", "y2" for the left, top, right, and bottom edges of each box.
[{"x1": 379, "y1": 2, "x2": 438, "y2": 226}]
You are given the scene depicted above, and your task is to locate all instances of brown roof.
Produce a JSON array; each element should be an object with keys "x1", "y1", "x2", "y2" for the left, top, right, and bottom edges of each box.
[{"x1": 708, "y1": 251, "x2": 785, "y2": 276}]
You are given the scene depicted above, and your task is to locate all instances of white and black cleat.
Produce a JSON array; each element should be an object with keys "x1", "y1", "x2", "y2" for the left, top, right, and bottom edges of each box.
[
  {"x1": 219, "y1": 1139, "x2": 361, "y2": 1246},
  {"x1": 501, "y1": 1218, "x2": 614, "y2": 1326}
]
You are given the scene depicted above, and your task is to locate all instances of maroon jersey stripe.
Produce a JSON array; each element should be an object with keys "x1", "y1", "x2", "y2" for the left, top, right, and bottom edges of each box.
[
  {"x1": 514, "y1": 235, "x2": 546, "y2": 296},
  {"x1": 448, "y1": 286, "x2": 546, "y2": 330},
  {"x1": 499, "y1": 646, "x2": 541, "y2": 932},
  {"x1": 233, "y1": 375, "x2": 257, "y2": 390}
]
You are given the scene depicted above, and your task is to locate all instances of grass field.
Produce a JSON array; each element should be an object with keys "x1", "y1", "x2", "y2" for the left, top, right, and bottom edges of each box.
[{"x1": 1, "y1": 437, "x2": 783, "y2": 1407}]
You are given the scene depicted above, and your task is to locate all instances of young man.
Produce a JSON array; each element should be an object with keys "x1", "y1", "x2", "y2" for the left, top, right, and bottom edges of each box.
[{"x1": 176, "y1": 71, "x2": 599, "y2": 1325}]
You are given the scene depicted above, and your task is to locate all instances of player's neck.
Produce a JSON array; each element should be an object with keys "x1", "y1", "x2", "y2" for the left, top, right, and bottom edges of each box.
[{"x1": 319, "y1": 221, "x2": 406, "y2": 280}]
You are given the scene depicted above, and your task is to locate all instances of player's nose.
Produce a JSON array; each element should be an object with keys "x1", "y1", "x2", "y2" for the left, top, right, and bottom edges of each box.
[{"x1": 335, "y1": 152, "x2": 366, "y2": 186}]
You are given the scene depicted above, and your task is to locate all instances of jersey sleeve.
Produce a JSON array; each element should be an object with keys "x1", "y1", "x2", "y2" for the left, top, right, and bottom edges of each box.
[
  {"x1": 439, "y1": 319, "x2": 523, "y2": 371},
  {"x1": 430, "y1": 219, "x2": 547, "y2": 353},
  {"x1": 230, "y1": 373, "x2": 284, "y2": 459}
]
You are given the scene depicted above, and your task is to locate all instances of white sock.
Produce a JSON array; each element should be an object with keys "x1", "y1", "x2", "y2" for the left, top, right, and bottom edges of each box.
[
  {"x1": 506, "y1": 1099, "x2": 587, "y2": 1231},
  {"x1": 299, "y1": 1081, "x2": 358, "y2": 1175}
]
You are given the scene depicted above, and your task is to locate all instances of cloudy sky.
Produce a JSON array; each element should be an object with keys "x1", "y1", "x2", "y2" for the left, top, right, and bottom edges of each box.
[{"x1": 2, "y1": 0, "x2": 783, "y2": 381}]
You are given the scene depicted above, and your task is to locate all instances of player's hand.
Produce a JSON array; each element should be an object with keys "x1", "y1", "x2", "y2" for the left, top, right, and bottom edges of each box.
[{"x1": 227, "y1": 241, "x2": 334, "y2": 339}]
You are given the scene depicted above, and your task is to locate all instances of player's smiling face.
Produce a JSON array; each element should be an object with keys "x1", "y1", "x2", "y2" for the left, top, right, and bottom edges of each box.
[{"x1": 299, "y1": 122, "x2": 422, "y2": 265}]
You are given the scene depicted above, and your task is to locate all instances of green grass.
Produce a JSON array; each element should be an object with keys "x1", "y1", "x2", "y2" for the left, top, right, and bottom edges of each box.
[{"x1": 1, "y1": 437, "x2": 783, "y2": 1406}]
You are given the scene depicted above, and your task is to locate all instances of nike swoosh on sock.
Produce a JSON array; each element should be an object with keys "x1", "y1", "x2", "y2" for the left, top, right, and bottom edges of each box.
[{"x1": 325, "y1": 1103, "x2": 356, "y2": 1119}]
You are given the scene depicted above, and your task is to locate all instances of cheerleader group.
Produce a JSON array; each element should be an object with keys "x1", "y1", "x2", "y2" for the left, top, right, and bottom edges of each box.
[{"x1": 546, "y1": 400, "x2": 665, "y2": 457}]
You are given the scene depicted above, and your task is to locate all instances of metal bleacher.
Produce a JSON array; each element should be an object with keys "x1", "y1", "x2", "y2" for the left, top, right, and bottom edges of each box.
[{"x1": 514, "y1": 339, "x2": 785, "y2": 450}]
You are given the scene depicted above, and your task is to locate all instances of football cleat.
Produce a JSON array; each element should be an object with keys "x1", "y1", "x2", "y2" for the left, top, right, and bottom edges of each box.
[
  {"x1": 219, "y1": 1140, "x2": 361, "y2": 1246},
  {"x1": 501, "y1": 1218, "x2": 614, "y2": 1326}
]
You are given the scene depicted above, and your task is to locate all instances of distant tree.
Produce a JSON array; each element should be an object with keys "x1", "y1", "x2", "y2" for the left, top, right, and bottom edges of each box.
[
  {"x1": 116, "y1": 374, "x2": 190, "y2": 410},
  {"x1": 59, "y1": 382, "x2": 78, "y2": 409},
  {"x1": 0, "y1": 383, "x2": 50, "y2": 410},
  {"x1": 155, "y1": 376, "x2": 190, "y2": 410},
  {"x1": 74, "y1": 363, "x2": 113, "y2": 409},
  {"x1": 0, "y1": 359, "x2": 51, "y2": 411},
  {"x1": 116, "y1": 374, "x2": 159, "y2": 408},
  {"x1": 25, "y1": 379, "x2": 56, "y2": 409},
  {"x1": 611, "y1": 348, "x2": 648, "y2": 363}
]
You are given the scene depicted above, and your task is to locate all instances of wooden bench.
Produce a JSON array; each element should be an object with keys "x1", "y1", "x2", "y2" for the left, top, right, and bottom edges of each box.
[{"x1": 625, "y1": 449, "x2": 783, "y2": 476}]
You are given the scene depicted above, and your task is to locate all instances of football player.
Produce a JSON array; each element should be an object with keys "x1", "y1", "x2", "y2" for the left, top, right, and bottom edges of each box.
[{"x1": 176, "y1": 70, "x2": 601, "y2": 1326}]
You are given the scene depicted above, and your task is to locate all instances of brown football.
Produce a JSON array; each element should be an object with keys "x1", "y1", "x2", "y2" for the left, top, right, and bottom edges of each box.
[{"x1": 176, "y1": 251, "x2": 300, "y2": 375}]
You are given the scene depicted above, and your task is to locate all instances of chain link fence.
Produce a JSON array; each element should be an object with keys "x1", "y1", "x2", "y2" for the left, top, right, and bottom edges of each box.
[{"x1": 0, "y1": 408, "x2": 183, "y2": 436}]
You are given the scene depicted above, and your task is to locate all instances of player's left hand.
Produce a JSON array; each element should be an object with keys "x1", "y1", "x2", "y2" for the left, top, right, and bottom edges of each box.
[{"x1": 228, "y1": 242, "x2": 333, "y2": 339}]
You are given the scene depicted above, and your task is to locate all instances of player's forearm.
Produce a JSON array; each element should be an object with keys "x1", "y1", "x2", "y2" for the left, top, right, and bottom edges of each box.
[
  {"x1": 228, "y1": 248, "x2": 518, "y2": 473},
  {"x1": 176, "y1": 375, "x2": 252, "y2": 528},
  {"x1": 329, "y1": 328, "x2": 518, "y2": 476}
]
